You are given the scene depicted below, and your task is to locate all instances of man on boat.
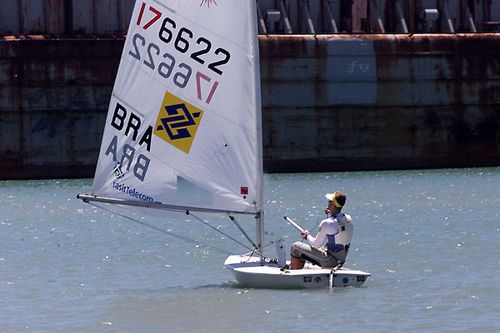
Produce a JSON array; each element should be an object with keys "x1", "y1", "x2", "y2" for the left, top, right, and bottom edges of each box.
[{"x1": 290, "y1": 191, "x2": 352, "y2": 270}]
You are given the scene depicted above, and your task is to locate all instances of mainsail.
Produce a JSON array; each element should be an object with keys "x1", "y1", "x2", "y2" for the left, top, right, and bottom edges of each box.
[{"x1": 83, "y1": 0, "x2": 262, "y2": 216}]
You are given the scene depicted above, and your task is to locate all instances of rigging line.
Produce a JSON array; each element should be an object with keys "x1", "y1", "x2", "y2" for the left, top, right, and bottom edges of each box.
[
  {"x1": 86, "y1": 202, "x2": 233, "y2": 255},
  {"x1": 302, "y1": 214, "x2": 325, "y2": 233},
  {"x1": 187, "y1": 211, "x2": 254, "y2": 252},
  {"x1": 311, "y1": 215, "x2": 322, "y2": 231},
  {"x1": 239, "y1": 238, "x2": 287, "y2": 259},
  {"x1": 229, "y1": 215, "x2": 258, "y2": 251}
]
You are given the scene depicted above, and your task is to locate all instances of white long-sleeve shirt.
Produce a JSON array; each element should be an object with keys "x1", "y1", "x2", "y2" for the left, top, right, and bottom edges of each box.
[{"x1": 306, "y1": 213, "x2": 351, "y2": 250}]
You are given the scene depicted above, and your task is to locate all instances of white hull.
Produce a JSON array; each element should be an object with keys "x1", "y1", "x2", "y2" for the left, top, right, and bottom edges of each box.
[{"x1": 224, "y1": 255, "x2": 370, "y2": 289}]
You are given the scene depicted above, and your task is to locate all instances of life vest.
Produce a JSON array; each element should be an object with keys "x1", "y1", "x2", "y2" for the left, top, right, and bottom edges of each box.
[{"x1": 326, "y1": 214, "x2": 353, "y2": 258}]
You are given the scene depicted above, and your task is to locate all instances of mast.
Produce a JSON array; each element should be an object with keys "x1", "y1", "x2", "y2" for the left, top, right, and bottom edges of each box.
[
  {"x1": 257, "y1": 211, "x2": 265, "y2": 259},
  {"x1": 249, "y1": 0, "x2": 265, "y2": 260}
]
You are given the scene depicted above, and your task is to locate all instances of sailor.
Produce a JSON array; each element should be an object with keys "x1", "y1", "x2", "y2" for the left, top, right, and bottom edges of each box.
[{"x1": 290, "y1": 191, "x2": 353, "y2": 270}]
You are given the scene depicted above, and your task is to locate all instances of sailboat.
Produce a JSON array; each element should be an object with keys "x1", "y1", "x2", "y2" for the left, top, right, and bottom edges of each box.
[{"x1": 78, "y1": 0, "x2": 370, "y2": 289}]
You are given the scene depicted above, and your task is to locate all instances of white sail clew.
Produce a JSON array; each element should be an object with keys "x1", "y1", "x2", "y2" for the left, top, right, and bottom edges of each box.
[{"x1": 83, "y1": 0, "x2": 263, "y2": 217}]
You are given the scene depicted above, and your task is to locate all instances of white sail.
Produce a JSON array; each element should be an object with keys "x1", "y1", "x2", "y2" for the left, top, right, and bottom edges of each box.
[{"x1": 90, "y1": 0, "x2": 262, "y2": 215}]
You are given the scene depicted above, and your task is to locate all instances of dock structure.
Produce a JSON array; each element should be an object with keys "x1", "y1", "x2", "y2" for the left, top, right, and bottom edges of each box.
[
  {"x1": 256, "y1": 0, "x2": 499, "y2": 34},
  {"x1": 1, "y1": 1, "x2": 499, "y2": 35},
  {"x1": 0, "y1": 1, "x2": 499, "y2": 178}
]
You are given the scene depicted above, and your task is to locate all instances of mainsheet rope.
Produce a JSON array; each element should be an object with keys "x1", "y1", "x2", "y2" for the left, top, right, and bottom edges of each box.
[
  {"x1": 85, "y1": 201, "x2": 255, "y2": 254},
  {"x1": 186, "y1": 210, "x2": 254, "y2": 252}
]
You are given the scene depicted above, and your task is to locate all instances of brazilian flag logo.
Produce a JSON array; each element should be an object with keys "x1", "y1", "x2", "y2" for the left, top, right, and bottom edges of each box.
[{"x1": 154, "y1": 92, "x2": 204, "y2": 154}]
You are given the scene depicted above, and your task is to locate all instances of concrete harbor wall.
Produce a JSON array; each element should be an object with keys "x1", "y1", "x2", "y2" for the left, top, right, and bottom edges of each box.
[
  {"x1": 0, "y1": 33, "x2": 499, "y2": 178},
  {"x1": 0, "y1": 37, "x2": 121, "y2": 179},
  {"x1": 260, "y1": 34, "x2": 500, "y2": 172}
]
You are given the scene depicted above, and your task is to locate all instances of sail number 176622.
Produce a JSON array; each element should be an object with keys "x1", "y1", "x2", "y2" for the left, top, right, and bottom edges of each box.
[
  {"x1": 136, "y1": 2, "x2": 231, "y2": 76},
  {"x1": 134, "y1": 1, "x2": 229, "y2": 105},
  {"x1": 128, "y1": 33, "x2": 219, "y2": 105}
]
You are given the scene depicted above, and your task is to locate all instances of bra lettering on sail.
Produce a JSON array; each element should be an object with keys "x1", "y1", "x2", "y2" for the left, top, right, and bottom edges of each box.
[{"x1": 154, "y1": 91, "x2": 204, "y2": 153}]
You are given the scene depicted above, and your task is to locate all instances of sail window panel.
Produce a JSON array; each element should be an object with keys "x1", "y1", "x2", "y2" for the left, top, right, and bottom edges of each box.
[{"x1": 176, "y1": 176, "x2": 212, "y2": 208}]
